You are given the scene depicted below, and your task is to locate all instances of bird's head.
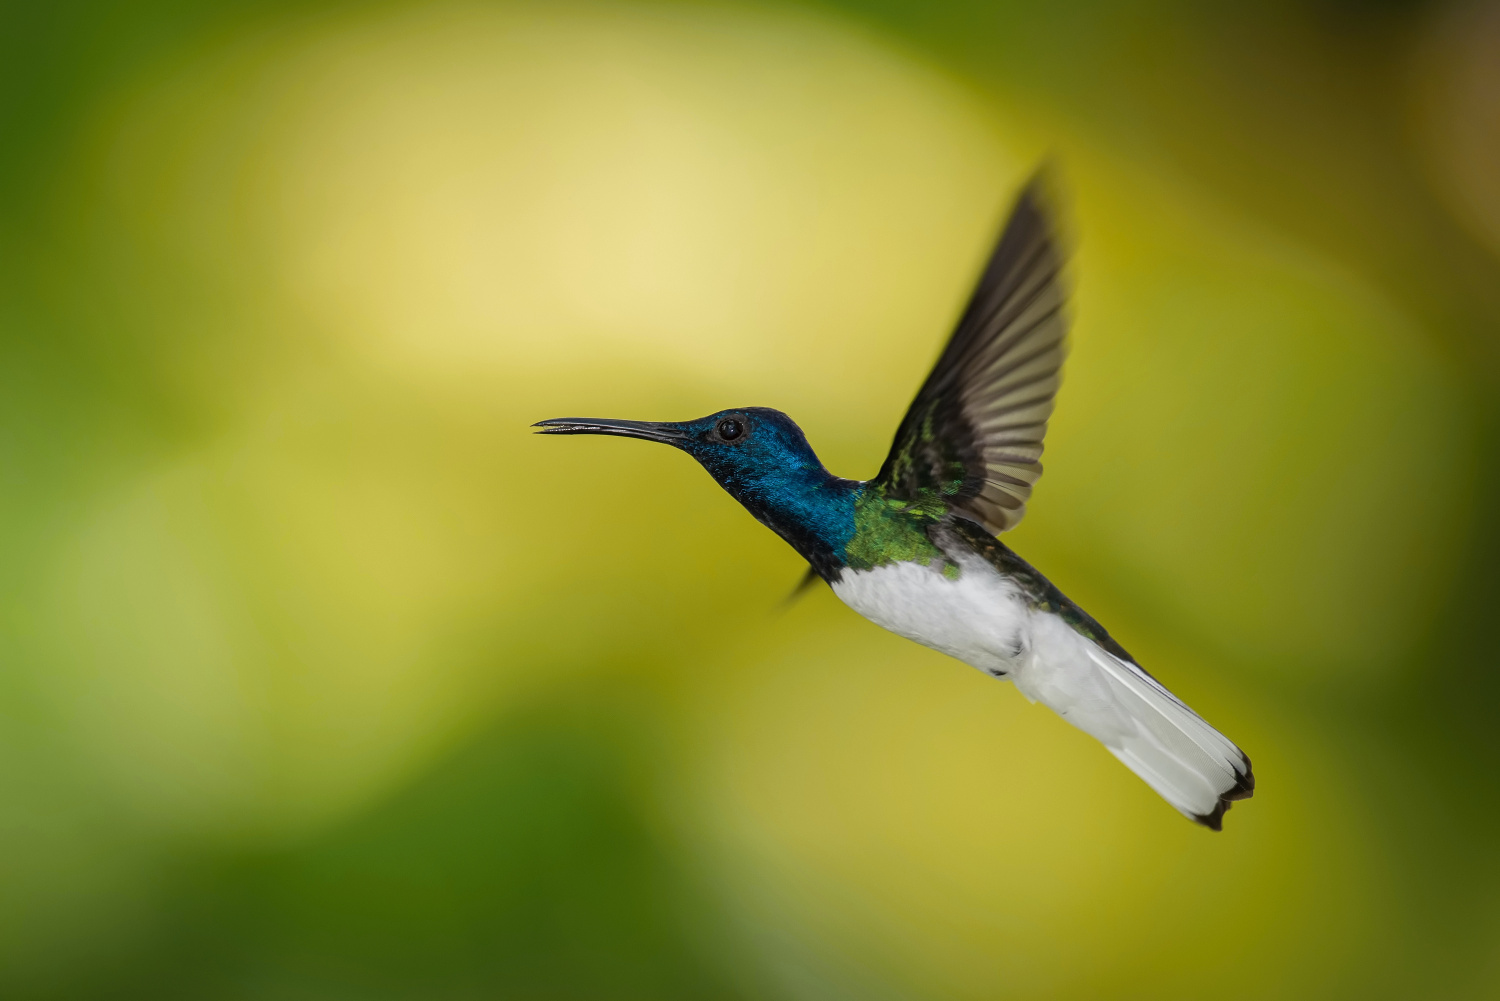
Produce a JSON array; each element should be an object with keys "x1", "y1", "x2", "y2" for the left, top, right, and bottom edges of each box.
[
  {"x1": 535, "y1": 406, "x2": 855, "y2": 568},
  {"x1": 534, "y1": 407, "x2": 827, "y2": 496}
]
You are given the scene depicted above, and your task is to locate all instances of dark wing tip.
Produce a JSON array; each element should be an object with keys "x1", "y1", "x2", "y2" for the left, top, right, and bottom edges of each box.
[
  {"x1": 1191, "y1": 754, "x2": 1255, "y2": 832},
  {"x1": 1025, "y1": 156, "x2": 1069, "y2": 212},
  {"x1": 1014, "y1": 159, "x2": 1070, "y2": 237}
]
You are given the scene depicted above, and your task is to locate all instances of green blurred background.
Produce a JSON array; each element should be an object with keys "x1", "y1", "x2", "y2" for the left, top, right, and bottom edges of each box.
[{"x1": 1, "y1": 0, "x2": 1498, "y2": 997}]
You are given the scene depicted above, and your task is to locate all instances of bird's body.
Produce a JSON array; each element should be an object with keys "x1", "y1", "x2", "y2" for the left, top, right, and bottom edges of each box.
[
  {"x1": 831, "y1": 520, "x2": 1249, "y2": 827},
  {"x1": 537, "y1": 171, "x2": 1254, "y2": 829}
]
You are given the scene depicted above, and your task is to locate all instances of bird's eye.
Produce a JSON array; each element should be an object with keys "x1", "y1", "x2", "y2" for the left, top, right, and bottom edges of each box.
[{"x1": 717, "y1": 418, "x2": 744, "y2": 441}]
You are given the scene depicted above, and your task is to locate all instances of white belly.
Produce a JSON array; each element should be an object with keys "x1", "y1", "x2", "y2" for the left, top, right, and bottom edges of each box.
[
  {"x1": 829, "y1": 556, "x2": 1028, "y2": 678},
  {"x1": 828, "y1": 555, "x2": 1253, "y2": 825}
]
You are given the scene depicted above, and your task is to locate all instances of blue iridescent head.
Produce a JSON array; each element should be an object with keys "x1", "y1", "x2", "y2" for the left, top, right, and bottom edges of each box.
[{"x1": 534, "y1": 407, "x2": 858, "y2": 571}]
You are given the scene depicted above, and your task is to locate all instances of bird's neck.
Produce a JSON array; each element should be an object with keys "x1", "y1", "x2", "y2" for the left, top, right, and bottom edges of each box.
[
  {"x1": 724, "y1": 471, "x2": 951, "y2": 580},
  {"x1": 719, "y1": 465, "x2": 860, "y2": 578}
]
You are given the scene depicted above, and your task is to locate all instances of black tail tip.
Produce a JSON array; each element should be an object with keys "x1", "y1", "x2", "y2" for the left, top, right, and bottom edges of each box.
[{"x1": 1192, "y1": 757, "x2": 1255, "y2": 832}]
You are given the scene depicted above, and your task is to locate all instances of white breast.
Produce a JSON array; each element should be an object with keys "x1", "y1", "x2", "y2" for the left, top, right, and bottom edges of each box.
[{"x1": 829, "y1": 556, "x2": 1029, "y2": 678}]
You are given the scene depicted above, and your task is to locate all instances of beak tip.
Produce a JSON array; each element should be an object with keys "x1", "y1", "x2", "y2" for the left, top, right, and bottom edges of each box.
[{"x1": 529, "y1": 417, "x2": 685, "y2": 443}]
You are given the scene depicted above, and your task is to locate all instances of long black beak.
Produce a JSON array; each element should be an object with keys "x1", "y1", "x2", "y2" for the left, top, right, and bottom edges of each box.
[{"x1": 532, "y1": 418, "x2": 689, "y2": 445}]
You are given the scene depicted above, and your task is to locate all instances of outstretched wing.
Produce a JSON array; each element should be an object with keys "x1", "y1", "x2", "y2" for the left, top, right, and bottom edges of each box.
[{"x1": 872, "y1": 170, "x2": 1068, "y2": 535}]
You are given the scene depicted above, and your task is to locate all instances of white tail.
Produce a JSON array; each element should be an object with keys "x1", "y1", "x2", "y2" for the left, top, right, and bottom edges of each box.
[{"x1": 1015, "y1": 613, "x2": 1253, "y2": 828}]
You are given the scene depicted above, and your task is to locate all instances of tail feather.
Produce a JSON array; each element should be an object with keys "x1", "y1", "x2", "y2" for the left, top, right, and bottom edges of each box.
[
  {"x1": 1085, "y1": 644, "x2": 1253, "y2": 829},
  {"x1": 1017, "y1": 615, "x2": 1253, "y2": 829}
]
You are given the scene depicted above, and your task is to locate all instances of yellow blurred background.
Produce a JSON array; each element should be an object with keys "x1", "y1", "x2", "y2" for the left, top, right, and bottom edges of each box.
[{"x1": 2, "y1": 0, "x2": 1498, "y2": 997}]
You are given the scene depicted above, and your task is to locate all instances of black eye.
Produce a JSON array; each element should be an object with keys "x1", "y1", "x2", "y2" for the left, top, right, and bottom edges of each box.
[{"x1": 717, "y1": 418, "x2": 744, "y2": 441}]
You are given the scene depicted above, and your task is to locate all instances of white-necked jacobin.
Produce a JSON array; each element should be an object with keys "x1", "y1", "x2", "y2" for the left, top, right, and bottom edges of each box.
[{"x1": 535, "y1": 171, "x2": 1254, "y2": 829}]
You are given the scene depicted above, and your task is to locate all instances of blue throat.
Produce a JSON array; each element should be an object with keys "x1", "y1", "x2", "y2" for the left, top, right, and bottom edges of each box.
[{"x1": 716, "y1": 458, "x2": 862, "y2": 576}]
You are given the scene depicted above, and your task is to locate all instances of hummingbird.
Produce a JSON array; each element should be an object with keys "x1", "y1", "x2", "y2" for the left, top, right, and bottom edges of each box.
[{"x1": 535, "y1": 172, "x2": 1253, "y2": 829}]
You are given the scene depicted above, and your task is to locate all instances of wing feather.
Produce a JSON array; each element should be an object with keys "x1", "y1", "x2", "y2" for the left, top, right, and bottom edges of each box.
[{"x1": 873, "y1": 170, "x2": 1068, "y2": 535}]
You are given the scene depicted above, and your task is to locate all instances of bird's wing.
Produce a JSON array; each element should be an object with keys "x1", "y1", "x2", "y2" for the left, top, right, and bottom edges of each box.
[{"x1": 871, "y1": 170, "x2": 1068, "y2": 535}]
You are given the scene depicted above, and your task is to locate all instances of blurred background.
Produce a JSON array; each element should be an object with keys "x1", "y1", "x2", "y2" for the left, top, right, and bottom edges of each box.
[{"x1": 1, "y1": 0, "x2": 1498, "y2": 997}]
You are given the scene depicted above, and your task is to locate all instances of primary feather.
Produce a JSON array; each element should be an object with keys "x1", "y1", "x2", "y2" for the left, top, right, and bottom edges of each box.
[{"x1": 873, "y1": 170, "x2": 1068, "y2": 535}]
